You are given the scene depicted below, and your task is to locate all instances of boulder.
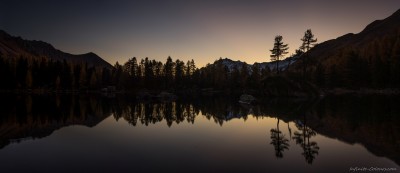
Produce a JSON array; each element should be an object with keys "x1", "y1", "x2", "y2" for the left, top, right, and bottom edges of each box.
[{"x1": 239, "y1": 94, "x2": 256, "y2": 104}]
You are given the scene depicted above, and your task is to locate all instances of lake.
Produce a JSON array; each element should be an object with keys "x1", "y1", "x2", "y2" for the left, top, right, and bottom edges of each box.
[{"x1": 0, "y1": 94, "x2": 399, "y2": 172}]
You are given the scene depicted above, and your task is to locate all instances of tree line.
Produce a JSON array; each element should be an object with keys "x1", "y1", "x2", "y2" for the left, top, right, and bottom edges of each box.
[
  {"x1": 0, "y1": 56, "x2": 113, "y2": 90},
  {"x1": 0, "y1": 53, "x2": 274, "y2": 92},
  {"x1": 1, "y1": 28, "x2": 399, "y2": 91},
  {"x1": 115, "y1": 56, "x2": 198, "y2": 90},
  {"x1": 0, "y1": 54, "x2": 203, "y2": 91}
]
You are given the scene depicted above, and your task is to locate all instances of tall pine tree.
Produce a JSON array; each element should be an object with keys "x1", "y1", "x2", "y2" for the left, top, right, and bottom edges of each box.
[
  {"x1": 270, "y1": 35, "x2": 289, "y2": 74},
  {"x1": 300, "y1": 29, "x2": 317, "y2": 79}
]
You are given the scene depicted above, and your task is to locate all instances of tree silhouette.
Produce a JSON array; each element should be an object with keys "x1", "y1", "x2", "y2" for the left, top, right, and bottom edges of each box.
[
  {"x1": 113, "y1": 62, "x2": 124, "y2": 89},
  {"x1": 175, "y1": 59, "x2": 185, "y2": 88},
  {"x1": 164, "y1": 56, "x2": 175, "y2": 88},
  {"x1": 239, "y1": 62, "x2": 249, "y2": 88},
  {"x1": 300, "y1": 29, "x2": 317, "y2": 79},
  {"x1": 270, "y1": 118, "x2": 290, "y2": 158},
  {"x1": 270, "y1": 35, "x2": 289, "y2": 74},
  {"x1": 249, "y1": 64, "x2": 261, "y2": 89},
  {"x1": 292, "y1": 114, "x2": 319, "y2": 164},
  {"x1": 302, "y1": 133, "x2": 319, "y2": 164}
]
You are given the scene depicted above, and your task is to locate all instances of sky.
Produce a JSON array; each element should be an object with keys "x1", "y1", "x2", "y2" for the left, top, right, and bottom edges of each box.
[{"x1": 1, "y1": 0, "x2": 399, "y2": 67}]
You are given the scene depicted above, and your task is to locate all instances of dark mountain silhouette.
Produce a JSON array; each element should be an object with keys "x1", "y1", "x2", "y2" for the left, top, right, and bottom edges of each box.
[
  {"x1": 288, "y1": 9, "x2": 400, "y2": 88},
  {"x1": 208, "y1": 56, "x2": 298, "y2": 74},
  {"x1": 295, "y1": 9, "x2": 400, "y2": 69},
  {"x1": 0, "y1": 30, "x2": 112, "y2": 68}
]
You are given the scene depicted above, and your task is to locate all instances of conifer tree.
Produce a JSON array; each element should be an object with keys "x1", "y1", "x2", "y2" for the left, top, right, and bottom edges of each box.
[
  {"x1": 270, "y1": 35, "x2": 289, "y2": 74},
  {"x1": 300, "y1": 29, "x2": 317, "y2": 79}
]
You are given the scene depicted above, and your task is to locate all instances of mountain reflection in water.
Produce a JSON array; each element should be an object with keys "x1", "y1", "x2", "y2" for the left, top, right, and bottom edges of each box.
[{"x1": 0, "y1": 94, "x2": 399, "y2": 172}]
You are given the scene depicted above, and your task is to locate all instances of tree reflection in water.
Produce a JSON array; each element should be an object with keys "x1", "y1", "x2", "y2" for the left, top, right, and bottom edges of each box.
[
  {"x1": 270, "y1": 118, "x2": 290, "y2": 158},
  {"x1": 0, "y1": 95, "x2": 399, "y2": 166},
  {"x1": 113, "y1": 101, "x2": 200, "y2": 127},
  {"x1": 292, "y1": 114, "x2": 319, "y2": 164}
]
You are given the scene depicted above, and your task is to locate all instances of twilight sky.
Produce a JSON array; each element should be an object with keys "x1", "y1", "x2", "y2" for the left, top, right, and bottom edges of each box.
[{"x1": 1, "y1": 0, "x2": 399, "y2": 67}]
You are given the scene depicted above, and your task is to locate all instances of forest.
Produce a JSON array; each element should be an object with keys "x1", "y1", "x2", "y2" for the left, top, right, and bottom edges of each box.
[
  {"x1": 1, "y1": 27, "x2": 400, "y2": 94},
  {"x1": 1, "y1": 48, "x2": 400, "y2": 94}
]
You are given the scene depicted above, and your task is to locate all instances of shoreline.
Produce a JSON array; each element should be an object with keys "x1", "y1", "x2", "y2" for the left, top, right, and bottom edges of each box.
[
  {"x1": 322, "y1": 88, "x2": 400, "y2": 96},
  {"x1": 1, "y1": 88, "x2": 400, "y2": 97}
]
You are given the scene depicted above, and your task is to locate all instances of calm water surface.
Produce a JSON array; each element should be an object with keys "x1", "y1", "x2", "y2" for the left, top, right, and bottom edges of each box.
[{"x1": 0, "y1": 95, "x2": 399, "y2": 172}]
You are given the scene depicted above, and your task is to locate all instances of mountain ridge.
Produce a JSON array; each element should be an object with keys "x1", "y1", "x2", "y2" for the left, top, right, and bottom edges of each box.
[
  {"x1": 0, "y1": 30, "x2": 112, "y2": 68},
  {"x1": 304, "y1": 8, "x2": 400, "y2": 63},
  {"x1": 207, "y1": 56, "x2": 298, "y2": 74},
  {"x1": 284, "y1": 8, "x2": 400, "y2": 88}
]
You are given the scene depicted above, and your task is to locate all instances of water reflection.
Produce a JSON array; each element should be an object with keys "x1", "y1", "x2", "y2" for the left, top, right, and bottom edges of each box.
[
  {"x1": 114, "y1": 102, "x2": 199, "y2": 127},
  {"x1": 292, "y1": 115, "x2": 319, "y2": 164},
  {"x1": 270, "y1": 118, "x2": 290, "y2": 158},
  {"x1": 0, "y1": 94, "x2": 399, "y2": 168},
  {"x1": 0, "y1": 94, "x2": 113, "y2": 149}
]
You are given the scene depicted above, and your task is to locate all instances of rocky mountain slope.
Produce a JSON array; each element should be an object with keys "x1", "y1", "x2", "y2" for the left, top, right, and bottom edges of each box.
[{"x1": 0, "y1": 30, "x2": 112, "y2": 68}]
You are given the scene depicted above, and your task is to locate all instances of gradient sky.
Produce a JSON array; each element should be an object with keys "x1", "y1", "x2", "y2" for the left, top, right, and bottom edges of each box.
[{"x1": 1, "y1": 0, "x2": 399, "y2": 67}]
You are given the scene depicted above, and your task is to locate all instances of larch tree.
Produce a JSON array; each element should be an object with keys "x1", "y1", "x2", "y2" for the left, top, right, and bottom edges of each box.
[
  {"x1": 164, "y1": 56, "x2": 175, "y2": 88},
  {"x1": 300, "y1": 29, "x2": 317, "y2": 79},
  {"x1": 270, "y1": 35, "x2": 289, "y2": 74},
  {"x1": 175, "y1": 59, "x2": 185, "y2": 87},
  {"x1": 250, "y1": 64, "x2": 261, "y2": 89}
]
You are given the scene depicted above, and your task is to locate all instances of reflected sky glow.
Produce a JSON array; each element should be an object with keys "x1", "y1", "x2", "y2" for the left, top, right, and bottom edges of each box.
[
  {"x1": 0, "y1": 93, "x2": 399, "y2": 172},
  {"x1": 0, "y1": 114, "x2": 398, "y2": 172}
]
